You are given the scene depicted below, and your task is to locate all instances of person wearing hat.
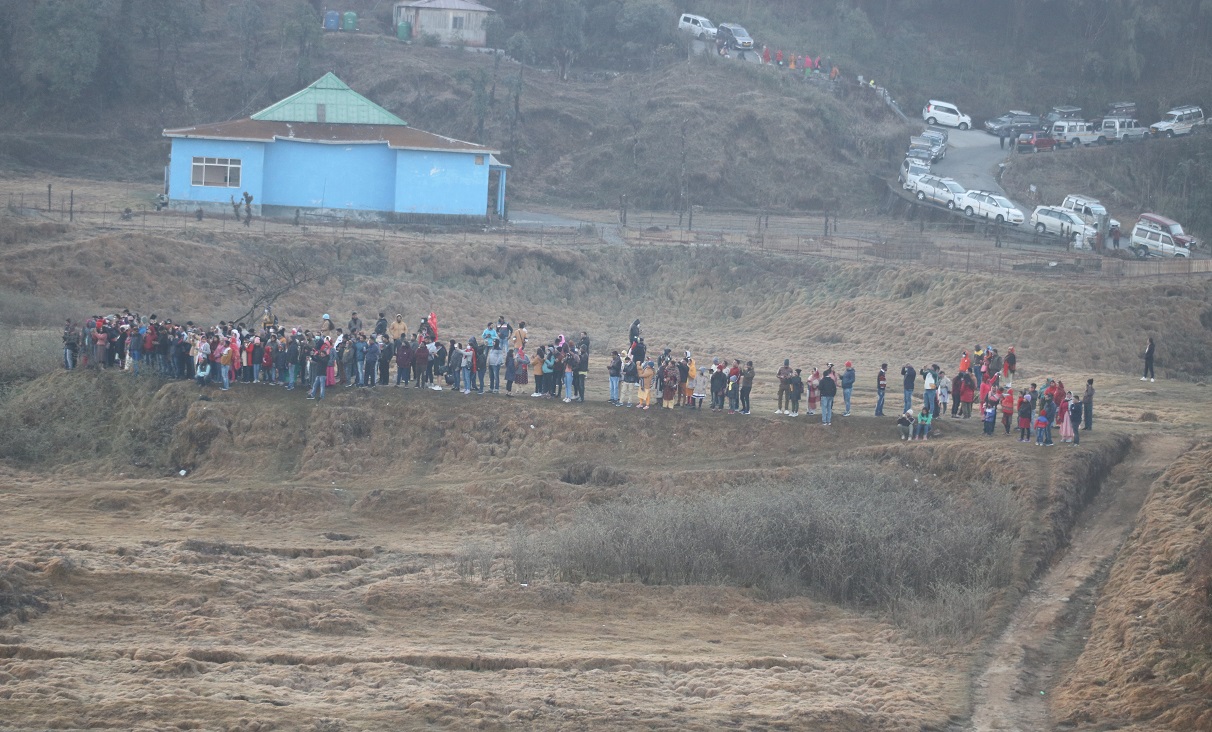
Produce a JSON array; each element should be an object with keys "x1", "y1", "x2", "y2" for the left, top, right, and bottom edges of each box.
[
  {"x1": 840, "y1": 361, "x2": 856, "y2": 416},
  {"x1": 775, "y1": 359, "x2": 794, "y2": 414},
  {"x1": 321, "y1": 314, "x2": 335, "y2": 333},
  {"x1": 389, "y1": 314, "x2": 408, "y2": 342}
]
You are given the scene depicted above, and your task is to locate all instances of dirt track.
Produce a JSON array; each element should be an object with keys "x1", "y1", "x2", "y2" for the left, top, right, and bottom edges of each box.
[{"x1": 967, "y1": 434, "x2": 1187, "y2": 731}]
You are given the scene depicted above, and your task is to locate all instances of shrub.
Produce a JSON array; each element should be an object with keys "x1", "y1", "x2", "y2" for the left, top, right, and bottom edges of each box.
[{"x1": 518, "y1": 467, "x2": 1022, "y2": 638}]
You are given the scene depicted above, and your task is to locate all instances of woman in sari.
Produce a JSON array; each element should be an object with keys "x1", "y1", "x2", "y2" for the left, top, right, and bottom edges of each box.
[{"x1": 806, "y1": 368, "x2": 821, "y2": 415}]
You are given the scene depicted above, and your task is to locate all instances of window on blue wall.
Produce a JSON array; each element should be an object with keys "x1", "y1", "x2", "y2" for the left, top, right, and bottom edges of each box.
[{"x1": 191, "y1": 157, "x2": 242, "y2": 187}]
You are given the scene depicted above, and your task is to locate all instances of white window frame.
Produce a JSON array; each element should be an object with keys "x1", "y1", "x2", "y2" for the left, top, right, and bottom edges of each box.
[{"x1": 191, "y1": 157, "x2": 242, "y2": 187}]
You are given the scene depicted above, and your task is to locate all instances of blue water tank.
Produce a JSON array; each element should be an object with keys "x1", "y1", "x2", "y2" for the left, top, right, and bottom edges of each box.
[{"x1": 323, "y1": 10, "x2": 340, "y2": 31}]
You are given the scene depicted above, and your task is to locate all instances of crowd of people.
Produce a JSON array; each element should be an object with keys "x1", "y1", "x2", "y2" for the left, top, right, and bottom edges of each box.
[{"x1": 60, "y1": 308, "x2": 1112, "y2": 447}]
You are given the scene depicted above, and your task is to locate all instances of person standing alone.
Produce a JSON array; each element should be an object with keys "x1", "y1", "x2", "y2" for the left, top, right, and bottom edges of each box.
[
  {"x1": 1083, "y1": 378, "x2": 1094, "y2": 430},
  {"x1": 875, "y1": 363, "x2": 887, "y2": 416},
  {"x1": 1141, "y1": 337, "x2": 1155, "y2": 382}
]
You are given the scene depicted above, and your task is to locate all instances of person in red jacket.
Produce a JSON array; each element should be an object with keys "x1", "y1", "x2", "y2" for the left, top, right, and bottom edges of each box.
[
  {"x1": 775, "y1": 49, "x2": 784, "y2": 67},
  {"x1": 1000, "y1": 389, "x2": 1015, "y2": 434},
  {"x1": 762, "y1": 45, "x2": 771, "y2": 65},
  {"x1": 959, "y1": 373, "x2": 976, "y2": 419}
]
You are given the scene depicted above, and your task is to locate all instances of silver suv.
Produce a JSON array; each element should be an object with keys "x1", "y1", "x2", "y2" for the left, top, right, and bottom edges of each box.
[
  {"x1": 1150, "y1": 106, "x2": 1205, "y2": 138},
  {"x1": 910, "y1": 175, "x2": 966, "y2": 209}
]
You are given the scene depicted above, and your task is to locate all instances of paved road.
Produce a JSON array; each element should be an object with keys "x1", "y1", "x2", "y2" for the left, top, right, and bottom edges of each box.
[{"x1": 928, "y1": 128, "x2": 1014, "y2": 199}]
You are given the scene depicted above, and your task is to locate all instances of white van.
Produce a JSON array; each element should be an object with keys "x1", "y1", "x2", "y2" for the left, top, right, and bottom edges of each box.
[
  {"x1": 677, "y1": 13, "x2": 716, "y2": 39},
  {"x1": 1059, "y1": 194, "x2": 1120, "y2": 230},
  {"x1": 1051, "y1": 120, "x2": 1100, "y2": 147},
  {"x1": 1130, "y1": 222, "x2": 1190, "y2": 257},
  {"x1": 1099, "y1": 117, "x2": 1147, "y2": 143}
]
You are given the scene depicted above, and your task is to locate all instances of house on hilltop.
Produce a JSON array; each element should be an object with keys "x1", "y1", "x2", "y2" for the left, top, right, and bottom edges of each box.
[
  {"x1": 394, "y1": 0, "x2": 495, "y2": 47},
  {"x1": 163, "y1": 73, "x2": 508, "y2": 221}
]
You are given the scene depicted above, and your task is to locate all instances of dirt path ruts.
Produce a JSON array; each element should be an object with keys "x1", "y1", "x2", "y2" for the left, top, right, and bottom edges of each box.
[{"x1": 965, "y1": 434, "x2": 1185, "y2": 732}]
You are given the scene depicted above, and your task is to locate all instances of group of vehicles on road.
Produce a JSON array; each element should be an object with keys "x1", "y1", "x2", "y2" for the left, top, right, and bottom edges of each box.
[
  {"x1": 899, "y1": 154, "x2": 1199, "y2": 257},
  {"x1": 928, "y1": 99, "x2": 1206, "y2": 145},
  {"x1": 677, "y1": 13, "x2": 754, "y2": 52},
  {"x1": 899, "y1": 96, "x2": 1204, "y2": 257}
]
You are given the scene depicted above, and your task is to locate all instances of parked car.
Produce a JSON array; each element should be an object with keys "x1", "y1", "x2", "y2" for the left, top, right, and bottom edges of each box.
[
  {"x1": 904, "y1": 147, "x2": 934, "y2": 165},
  {"x1": 1051, "y1": 119, "x2": 1101, "y2": 147},
  {"x1": 899, "y1": 158, "x2": 931, "y2": 188},
  {"x1": 910, "y1": 175, "x2": 966, "y2": 209},
  {"x1": 1150, "y1": 105, "x2": 1205, "y2": 138},
  {"x1": 1059, "y1": 194, "x2": 1120, "y2": 230},
  {"x1": 1130, "y1": 221, "x2": 1190, "y2": 257},
  {"x1": 1099, "y1": 117, "x2": 1148, "y2": 143},
  {"x1": 922, "y1": 100, "x2": 971, "y2": 130},
  {"x1": 1104, "y1": 101, "x2": 1137, "y2": 118},
  {"x1": 677, "y1": 13, "x2": 716, "y2": 39},
  {"x1": 1043, "y1": 105, "x2": 1082, "y2": 127},
  {"x1": 909, "y1": 135, "x2": 945, "y2": 162},
  {"x1": 1136, "y1": 212, "x2": 1201, "y2": 250},
  {"x1": 919, "y1": 127, "x2": 948, "y2": 147},
  {"x1": 716, "y1": 23, "x2": 753, "y2": 50},
  {"x1": 958, "y1": 191, "x2": 1024, "y2": 224},
  {"x1": 1016, "y1": 130, "x2": 1057, "y2": 153},
  {"x1": 1031, "y1": 205, "x2": 1095, "y2": 241},
  {"x1": 984, "y1": 110, "x2": 1042, "y2": 137}
]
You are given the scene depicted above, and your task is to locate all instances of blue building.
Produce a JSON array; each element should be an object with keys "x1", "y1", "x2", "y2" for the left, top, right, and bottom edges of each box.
[{"x1": 163, "y1": 73, "x2": 507, "y2": 220}]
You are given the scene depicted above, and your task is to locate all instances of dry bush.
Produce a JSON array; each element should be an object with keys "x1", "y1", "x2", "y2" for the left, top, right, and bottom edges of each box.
[
  {"x1": 521, "y1": 467, "x2": 1022, "y2": 638},
  {"x1": 0, "y1": 329, "x2": 59, "y2": 384},
  {"x1": 0, "y1": 567, "x2": 49, "y2": 626}
]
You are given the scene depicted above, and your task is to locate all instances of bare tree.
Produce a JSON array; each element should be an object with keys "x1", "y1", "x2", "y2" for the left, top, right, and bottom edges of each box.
[{"x1": 221, "y1": 240, "x2": 326, "y2": 326}]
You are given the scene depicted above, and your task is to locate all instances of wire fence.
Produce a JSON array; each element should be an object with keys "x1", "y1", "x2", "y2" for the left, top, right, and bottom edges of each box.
[{"x1": 5, "y1": 190, "x2": 1209, "y2": 281}]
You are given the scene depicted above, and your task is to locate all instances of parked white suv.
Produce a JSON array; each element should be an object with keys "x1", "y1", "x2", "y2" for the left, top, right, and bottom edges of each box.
[
  {"x1": 1059, "y1": 194, "x2": 1120, "y2": 230},
  {"x1": 910, "y1": 175, "x2": 966, "y2": 209},
  {"x1": 1151, "y1": 106, "x2": 1205, "y2": 138},
  {"x1": 922, "y1": 100, "x2": 971, "y2": 130},
  {"x1": 899, "y1": 158, "x2": 930, "y2": 188},
  {"x1": 677, "y1": 13, "x2": 716, "y2": 39},
  {"x1": 958, "y1": 191, "x2": 1023, "y2": 224},
  {"x1": 1031, "y1": 206, "x2": 1095, "y2": 241},
  {"x1": 1051, "y1": 119, "x2": 1101, "y2": 147},
  {"x1": 1130, "y1": 221, "x2": 1190, "y2": 257},
  {"x1": 1099, "y1": 117, "x2": 1147, "y2": 143}
]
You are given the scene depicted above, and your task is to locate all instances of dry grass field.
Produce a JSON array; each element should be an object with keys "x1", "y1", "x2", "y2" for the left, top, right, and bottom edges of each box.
[{"x1": 0, "y1": 207, "x2": 1210, "y2": 730}]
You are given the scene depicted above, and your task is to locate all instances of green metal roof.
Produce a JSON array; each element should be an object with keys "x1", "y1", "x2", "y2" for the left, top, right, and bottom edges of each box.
[{"x1": 251, "y1": 73, "x2": 407, "y2": 126}]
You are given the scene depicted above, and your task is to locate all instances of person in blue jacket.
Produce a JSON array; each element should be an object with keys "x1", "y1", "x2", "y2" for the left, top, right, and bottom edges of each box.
[{"x1": 840, "y1": 361, "x2": 856, "y2": 416}]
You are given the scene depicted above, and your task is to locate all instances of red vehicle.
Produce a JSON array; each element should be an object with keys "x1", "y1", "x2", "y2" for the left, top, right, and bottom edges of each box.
[{"x1": 1016, "y1": 131, "x2": 1057, "y2": 153}]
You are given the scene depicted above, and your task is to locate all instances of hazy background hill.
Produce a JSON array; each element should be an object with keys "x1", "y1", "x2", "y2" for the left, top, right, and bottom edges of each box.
[{"x1": 1, "y1": 0, "x2": 1210, "y2": 222}]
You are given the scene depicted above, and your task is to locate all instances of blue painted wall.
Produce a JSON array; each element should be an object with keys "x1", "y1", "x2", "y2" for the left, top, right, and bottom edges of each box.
[
  {"x1": 263, "y1": 140, "x2": 396, "y2": 212},
  {"x1": 168, "y1": 137, "x2": 492, "y2": 216},
  {"x1": 395, "y1": 150, "x2": 489, "y2": 215},
  {"x1": 167, "y1": 138, "x2": 265, "y2": 204}
]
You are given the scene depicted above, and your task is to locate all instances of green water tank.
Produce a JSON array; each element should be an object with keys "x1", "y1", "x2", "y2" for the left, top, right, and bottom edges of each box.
[
  {"x1": 397, "y1": 20, "x2": 412, "y2": 40},
  {"x1": 342, "y1": 11, "x2": 357, "y2": 31}
]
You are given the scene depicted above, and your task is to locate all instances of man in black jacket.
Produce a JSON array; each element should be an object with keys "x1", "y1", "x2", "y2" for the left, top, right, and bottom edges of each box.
[
  {"x1": 819, "y1": 366, "x2": 838, "y2": 426},
  {"x1": 307, "y1": 347, "x2": 329, "y2": 400},
  {"x1": 900, "y1": 363, "x2": 916, "y2": 414}
]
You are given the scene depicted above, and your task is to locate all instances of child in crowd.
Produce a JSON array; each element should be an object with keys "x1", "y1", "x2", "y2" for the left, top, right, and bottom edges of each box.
[
  {"x1": 691, "y1": 367, "x2": 707, "y2": 410},
  {"x1": 982, "y1": 403, "x2": 997, "y2": 435}
]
